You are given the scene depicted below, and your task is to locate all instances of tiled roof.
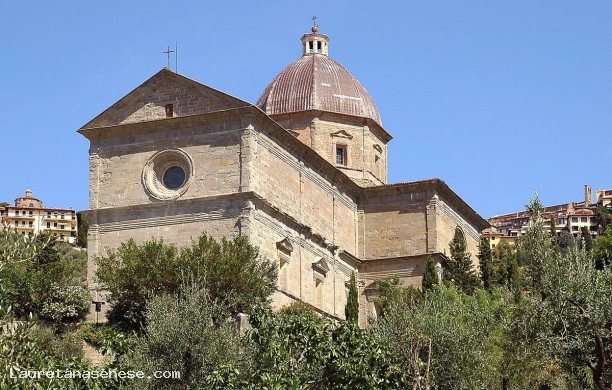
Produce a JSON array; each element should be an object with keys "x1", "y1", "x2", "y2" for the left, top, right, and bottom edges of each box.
[{"x1": 257, "y1": 54, "x2": 382, "y2": 126}]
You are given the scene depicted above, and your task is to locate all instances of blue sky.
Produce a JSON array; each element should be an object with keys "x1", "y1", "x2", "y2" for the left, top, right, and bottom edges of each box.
[{"x1": 1, "y1": 2, "x2": 610, "y2": 218}]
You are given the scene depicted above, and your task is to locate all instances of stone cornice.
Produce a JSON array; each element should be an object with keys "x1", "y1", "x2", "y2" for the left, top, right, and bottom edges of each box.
[
  {"x1": 269, "y1": 110, "x2": 393, "y2": 142},
  {"x1": 82, "y1": 191, "x2": 254, "y2": 220},
  {"x1": 360, "y1": 252, "x2": 446, "y2": 266},
  {"x1": 78, "y1": 107, "x2": 252, "y2": 140}
]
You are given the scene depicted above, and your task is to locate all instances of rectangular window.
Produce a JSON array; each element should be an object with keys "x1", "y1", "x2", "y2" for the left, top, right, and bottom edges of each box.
[
  {"x1": 60, "y1": 224, "x2": 65, "y2": 230},
  {"x1": 29, "y1": 211, "x2": 33, "y2": 216},
  {"x1": 28, "y1": 221, "x2": 32, "y2": 227},
  {"x1": 61, "y1": 214, "x2": 65, "y2": 219},
  {"x1": 336, "y1": 145, "x2": 347, "y2": 165},
  {"x1": 580, "y1": 217, "x2": 587, "y2": 223},
  {"x1": 54, "y1": 223, "x2": 57, "y2": 228},
  {"x1": 47, "y1": 222, "x2": 50, "y2": 228},
  {"x1": 279, "y1": 259, "x2": 288, "y2": 291},
  {"x1": 572, "y1": 217, "x2": 578, "y2": 222},
  {"x1": 315, "y1": 279, "x2": 323, "y2": 308},
  {"x1": 165, "y1": 104, "x2": 174, "y2": 118}
]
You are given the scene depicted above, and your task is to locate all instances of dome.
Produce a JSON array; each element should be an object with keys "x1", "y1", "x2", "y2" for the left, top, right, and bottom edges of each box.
[{"x1": 256, "y1": 30, "x2": 382, "y2": 126}]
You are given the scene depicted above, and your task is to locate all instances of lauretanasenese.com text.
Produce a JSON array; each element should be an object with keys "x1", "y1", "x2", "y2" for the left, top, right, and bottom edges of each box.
[{"x1": 9, "y1": 368, "x2": 181, "y2": 381}]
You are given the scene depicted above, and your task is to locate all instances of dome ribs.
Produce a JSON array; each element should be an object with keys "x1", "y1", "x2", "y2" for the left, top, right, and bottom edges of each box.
[{"x1": 256, "y1": 52, "x2": 381, "y2": 126}]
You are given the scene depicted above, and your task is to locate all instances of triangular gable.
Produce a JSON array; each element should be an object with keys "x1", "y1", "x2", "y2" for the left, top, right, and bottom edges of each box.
[
  {"x1": 330, "y1": 129, "x2": 353, "y2": 140},
  {"x1": 276, "y1": 237, "x2": 294, "y2": 254},
  {"x1": 80, "y1": 68, "x2": 251, "y2": 129},
  {"x1": 312, "y1": 257, "x2": 331, "y2": 277}
]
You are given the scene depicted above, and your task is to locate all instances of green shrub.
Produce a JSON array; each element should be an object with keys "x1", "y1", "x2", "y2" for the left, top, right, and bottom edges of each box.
[
  {"x1": 78, "y1": 323, "x2": 135, "y2": 357},
  {"x1": 40, "y1": 285, "x2": 91, "y2": 324},
  {"x1": 95, "y1": 233, "x2": 277, "y2": 330},
  {"x1": 0, "y1": 232, "x2": 88, "y2": 320},
  {"x1": 119, "y1": 285, "x2": 253, "y2": 389}
]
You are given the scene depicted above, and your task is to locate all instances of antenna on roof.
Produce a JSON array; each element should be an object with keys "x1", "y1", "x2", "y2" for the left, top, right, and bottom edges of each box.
[{"x1": 175, "y1": 41, "x2": 178, "y2": 73}]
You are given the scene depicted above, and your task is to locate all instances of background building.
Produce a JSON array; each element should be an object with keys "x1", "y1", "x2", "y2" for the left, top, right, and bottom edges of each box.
[
  {"x1": 0, "y1": 189, "x2": 78, "y2": 244},
  {"x1": 485, "y1": 185, "x2": 610, "y2": 251}
]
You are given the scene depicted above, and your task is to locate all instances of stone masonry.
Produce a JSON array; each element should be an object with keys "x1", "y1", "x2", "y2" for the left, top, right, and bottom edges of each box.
[{"x1": 80, "y1": 29, "x2": 489, "y2": 325}]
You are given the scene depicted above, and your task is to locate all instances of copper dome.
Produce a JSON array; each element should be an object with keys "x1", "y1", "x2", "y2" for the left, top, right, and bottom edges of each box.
[{"x1": 256, "y1": 45, "x2": 382, "y2": 126}]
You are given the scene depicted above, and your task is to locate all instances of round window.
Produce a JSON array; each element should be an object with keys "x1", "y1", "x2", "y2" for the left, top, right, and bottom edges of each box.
[
  {"x1": 142, "y1": 149, "x2": 194, "y2": 200},
  {"x1": 163, "y1": 166, "x2": 186, "y2": 189}
]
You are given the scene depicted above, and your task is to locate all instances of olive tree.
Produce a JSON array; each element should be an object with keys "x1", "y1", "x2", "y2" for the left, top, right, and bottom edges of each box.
[{"x1": 519, "y1": 197, "x2": 612, "y2": 389}]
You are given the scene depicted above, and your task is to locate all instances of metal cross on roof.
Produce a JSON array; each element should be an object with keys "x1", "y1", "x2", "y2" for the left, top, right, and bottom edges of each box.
[
  {"x1": 163, "y1": 45, "x2": 175, "y2": 69},
  {"x1": 312, "y1": 16, "x2": 317, "y2": 26}
]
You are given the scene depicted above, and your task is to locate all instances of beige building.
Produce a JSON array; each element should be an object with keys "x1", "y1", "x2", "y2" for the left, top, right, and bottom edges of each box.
[
  {"x1": 486, "y1": 185, "x2": 610, "y2": 245},
  {"x1": 80, "y1": 27, "x2": 488, "y2": 325},
  {"x1": 597, "y1": 189, "x2": 612, "y2": 209},
  {"x1": 0, "y1": 189, "x2": 78, "y2": 244}
]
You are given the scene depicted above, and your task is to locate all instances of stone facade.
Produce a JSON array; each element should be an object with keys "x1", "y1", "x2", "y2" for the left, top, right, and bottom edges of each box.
[
  {"x1": 80, "y1": 29, "x2": 488, "y2": 324},
  {"x1": 270, "y1": 112, "x2": 390, "y2": 187}
]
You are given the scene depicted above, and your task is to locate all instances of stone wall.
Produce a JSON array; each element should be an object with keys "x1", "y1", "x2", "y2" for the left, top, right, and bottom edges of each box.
[
  {"x1": 435, "y1": 195, "x2": 481, "y2": 265},
  {"x1": 86, "y1": 195, "x2": 246, "y2": 287},
  {"x1": 250, "y1": 123, "x2": 359, "y2": 256},
  {"x1": 83, "y1": 70, "x2": 248, "y2": 129},
  {"x1": 88, "y1": 120, "x2": 244, "y2": 210},
  {"x1": 360, "y1": 190, "x2": 431, "y2": 260},
  {"x1": 248, "y1": 206, "x2": 355, "y2": 318},
  {"x1": 271, "y1": 112, "x2": 388, "y2": 186},
  {"x1": 358, "y1": 254, "x2": 436, "y2": 327}
]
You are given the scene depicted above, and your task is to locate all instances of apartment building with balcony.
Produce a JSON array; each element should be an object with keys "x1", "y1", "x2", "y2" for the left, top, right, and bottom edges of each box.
[{"x1": 0, "y1": 189, "x2": 78, "y2": 244}]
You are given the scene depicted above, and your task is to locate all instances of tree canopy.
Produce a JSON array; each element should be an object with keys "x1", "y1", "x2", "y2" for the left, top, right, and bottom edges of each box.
[
  {"x1": 95, "y1": 233, "x2": 277, "y2": 330},
  {"x1": 344, "y1": 271, "x2": 359, "y2": 323},
  {"x1": 444, "y1": 227, "x2": 480, "y2": 294}
]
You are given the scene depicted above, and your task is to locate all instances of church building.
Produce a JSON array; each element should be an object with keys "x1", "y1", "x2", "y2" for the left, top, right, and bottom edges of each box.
[{"x1": 80, "y1": 26, "x2": 488, "y2": 325}]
